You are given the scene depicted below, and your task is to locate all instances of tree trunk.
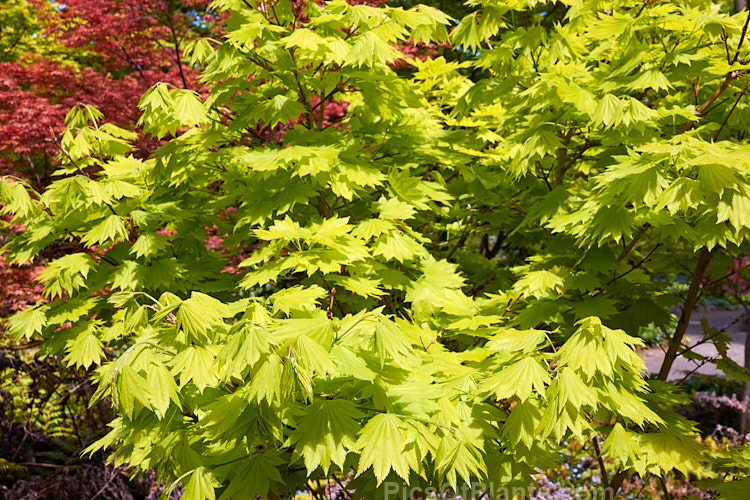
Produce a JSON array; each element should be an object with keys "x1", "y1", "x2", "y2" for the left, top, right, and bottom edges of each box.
[
  {"x1": 658, "y1": 248, "x2": 713, "y2": 381},
  {"x1": 737, "y1": 0, "x2": 748, "y2": 13}
]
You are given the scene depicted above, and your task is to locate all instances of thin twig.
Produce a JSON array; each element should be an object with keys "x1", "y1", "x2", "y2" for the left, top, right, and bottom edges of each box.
[
  {"x1": 732, "y1": 10, "x2": 750, "y2": 64},
  {"x1": 722, "y1": 26, "x2": 732, "y2": 64},
  {"x1": 617, "y1": 225, "x2": 650, "y2": 261},
  {"x1": 678, "y1": 72, "x2": 741, "y2": 134},
  {"x1": 678, "y1": 316, "x2": 742, "y2": 360},
  {"x1": 712, "y1": 87, "x2": 747, "y2": 141},
  {"x1": 599, "y1": 243, "x2": 662, "y2": 291}
]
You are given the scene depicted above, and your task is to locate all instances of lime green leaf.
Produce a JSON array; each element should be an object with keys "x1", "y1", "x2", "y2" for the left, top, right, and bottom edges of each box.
[
  {"x1": 173, "y1": 90, "x2": 209, "y2": 127},
  {"x1": 592, "y1": 94, "x2": 623, "y2": 128},
  {"x1": 627, "y1": 68, "x2": 672, "y2": 92},
  {"x1": 376, "y1": 197, "x2": 416, "y2": 220},
  {"x1": 571, "y1": 296, "x2": 618, "y2": 320},
  {"x1": 486, "y1": 329, "x2": 547, "y2": 354},
  {"x1": 601, "y1": 423, "x2": 641, "y2": 467},
  {"x1": 247, "y1": 356, "x2": 282, "y2": 403},
  {"x1": 217, "y1": 326, "x2": 272, "y2": 381},
  {"x1": 64, "y1": 325, "x2": 104, "y2": 369},
  {"x1": 171, "y1": 345, "x2": 220, "y2": 391},
  {"x1": 333, "y1": 276, "x2": 385, "y2": 298},
  {"x1": 294, "y1": 334, "x2": 335, "y2": 376},
  {"x1": 357, "y1": 413, "x2": 411, "y2": 482},
  {"x1": 435, "y1": 434, "x2": 486, "y2": 488},
  {"x1": 352, "y1": 218, "x2": 393, "y2": 240},
  {"x1": 270, "y1": 285, "x2": 327, "y2": 314},
  {"x1": 503, "y1": 399, "x2": 544, "y2": 447},
  {"x1": 292, "y1": 399, "x2": 364, "y2": 473},
  {"x1": 146, "y1": 362, "x2": 181, "y2": 418},
  {"x1": 254, "y1": 216, "x2": 310, "y2": 241},
  {"x1": 183, "y1": 467, "x2": 218, "y2": 500},
  {"x1": 81, "y1": 214, "x2": 128, "y2": 247},
  {"x1": 373, "y1": 317, "x2": 415, "y2": 366},
  {"x1": 330, "y1": 345, "x2": 376, "y2": 381},
  {"x1": 481, "y1": 356, "x2": 551, "y2": 400},
  {"x1": 554, "y1": 368, "x2": 598, "y2": 408},
  {"x1": 7, "y1": 306, "x2": 47, "y2": 340},
  {"x1": 264, "y1": 95, "x2": 307, "y2": 127},
  {"x1": 130, "y1": 233, "x2": 170, "y2": 258},
  {"x1": 345, "y1": 32, "x2": 401, "y2": 67},
  {"x1": 38, "y1": 254, "x2": 95, "y2": 298},
  {"x1": 513, "y1": 269, "x2": 564, "y2": 298},
  {"x1": 116, "y1": 365, "x2": 152, "y2": 419},
  {"x1": 177, "y1": 292, "x2": 230, "y2": 339},
  {"x1": 282, "y1": 28, "x2": 326, "y2": 51},
  {"x1": 309, "y1": 216, "x2": 352, "y2": 246},
  {"x1": 558, "y1": 319, "x2": 612, "y2": 379},
  {"x1": 373, "y1": 232, "x2": 425, "y2": 262},
  {"x1": 219, "y1": 452, "x2": 283, "y2": 499}
]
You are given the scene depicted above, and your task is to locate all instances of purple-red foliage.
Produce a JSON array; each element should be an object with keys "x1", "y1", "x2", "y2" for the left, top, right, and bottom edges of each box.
[{"x1": 0, "y1": 0, "x2": 211, "y2": 177}]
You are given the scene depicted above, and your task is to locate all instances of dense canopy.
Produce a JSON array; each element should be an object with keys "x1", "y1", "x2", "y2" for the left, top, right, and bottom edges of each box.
[{"x1": 2, "y1": 0, "x2": 750, "y2": 498}]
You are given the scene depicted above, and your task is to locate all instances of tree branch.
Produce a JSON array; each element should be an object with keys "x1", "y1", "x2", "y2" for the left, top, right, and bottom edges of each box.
[
  {"x1": 604, "y1": 469, "x2": 631, "y2": 500},
  {"x1": 678, "y1": 72, "x2": 742, "y2": 134},
  {"x1": 553, "y1": 128, "x2": 575, "y2": 186},
  {"x1": 658, "y1": 247, "x2": 713, "y2": 381},
  {"x1": 617, "y1": 224, "x2": 650, "y2": 261},
  {"x1": 712, "y1": 85, "x2": 747, "y2": 141},
  {"x1": 592, "y1": 436, "x2": 610, "y2": 487},
  {"x1": 732, "y1": 8, "x2": 750, "y2": 64},
  {"x1": 164, "y1": 0, "x2": 189, "y2": 89}
]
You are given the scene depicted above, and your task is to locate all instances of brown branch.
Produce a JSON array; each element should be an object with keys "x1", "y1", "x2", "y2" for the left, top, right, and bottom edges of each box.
[
  {"x1": 600, "y1": 242, "x2": 662, "y2": 290},
  {"x1": 592, "y1": 436, "x2": 610, "y2": 487},
  {"x1": 722, "y1": 26, "x2": 733, "y2": 64},
  {"x1": 553, "y1": 128, "x2": 576, "y2": 186},
  {"x1": 120, "y1": 47, "x2": 151, "y2": 87},
  {"x1": 0, "y1": 27, "x2": 27, "y2": 62},
  {"x1": 658, "y1": 247, "x2": 713, "y2": 381},
  {"x1": 445, "y1": 219, "x2": 474, "y2": 260},
  {"x1": 712, "y1": 86, "x2": 747, "y2": 141},
  {"x1": 566, "y1": 140, "x2": 594, "y2": 168},
  {"x1": 604, "y1": 469, "x2": 631, "y2": 500},
  {"x1": 678, "y1": 316, "x2": 742, "y2": 360},
  {"x1": 617, "y1": 224, "x2": 650, "y2": 261},
  {"x1": 164, "y1": 0, "x2": 189, "y2": 89},
  {"x1": 732, "y1": 9, "x2": 750, "y2": 64},
  {"x1": 3, "y1": 341, "x2": 44, "y2": 350},
  {"x1": 657, "y1": 476, "x2": 674, "y2": 500},
  {"x1": 678, "y1": 72, "x2": 741, "y2": 134}
]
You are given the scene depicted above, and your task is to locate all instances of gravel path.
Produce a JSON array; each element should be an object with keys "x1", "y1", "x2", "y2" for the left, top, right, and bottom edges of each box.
[{"x1": 640, "y1": 308, "x2": 747, "y2": 381}]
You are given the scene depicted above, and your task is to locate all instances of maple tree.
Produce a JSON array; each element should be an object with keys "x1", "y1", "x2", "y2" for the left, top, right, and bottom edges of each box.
[{"x1": 3, "y1": 0, "x2": 750, "y2": 499}]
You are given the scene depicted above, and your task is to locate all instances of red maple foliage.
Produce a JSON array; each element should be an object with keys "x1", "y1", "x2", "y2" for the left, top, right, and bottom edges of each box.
[{"x1": 0, "y1": 0, "x2": 213, "y2": 182}]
